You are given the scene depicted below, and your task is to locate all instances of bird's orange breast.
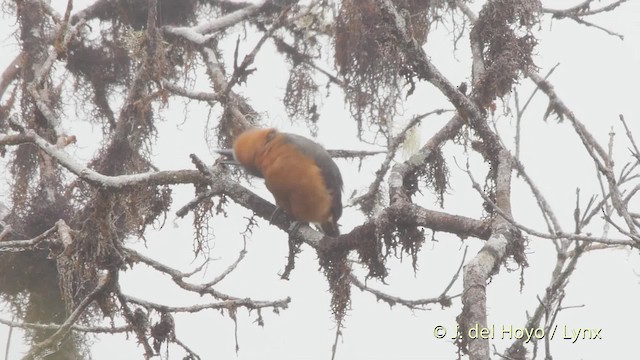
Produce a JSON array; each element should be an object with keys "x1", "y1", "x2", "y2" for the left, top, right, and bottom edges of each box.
[{"x1": 259, "y1": 138, "x2": 334, "y2": 224}]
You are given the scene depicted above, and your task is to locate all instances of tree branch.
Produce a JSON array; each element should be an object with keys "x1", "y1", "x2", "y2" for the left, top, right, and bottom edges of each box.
[
  {"x1": 23, "y1": 271, "x2": 114, "y2": 360},
  {"x1": 163, "y1": 1, "x2": 272, "y2": 44},
  {"x1": 0, "y1": 317, "x2": 130, "y2": 334}
]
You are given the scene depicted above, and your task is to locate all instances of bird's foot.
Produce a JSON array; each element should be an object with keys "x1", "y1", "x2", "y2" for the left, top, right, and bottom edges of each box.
[{"x1": 269, "y1": 207, "x2": 282, "y2": 224}]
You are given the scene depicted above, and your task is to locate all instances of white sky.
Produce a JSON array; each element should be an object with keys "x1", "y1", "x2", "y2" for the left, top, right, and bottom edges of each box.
[{"x1": 1, "y1": 0, "x2": 640, "y2": 359}]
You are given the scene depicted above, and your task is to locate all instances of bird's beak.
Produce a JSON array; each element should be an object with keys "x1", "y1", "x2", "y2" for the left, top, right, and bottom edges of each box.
[{"x1": 214, "y1": 149, "x2": 239, "y2": 165}]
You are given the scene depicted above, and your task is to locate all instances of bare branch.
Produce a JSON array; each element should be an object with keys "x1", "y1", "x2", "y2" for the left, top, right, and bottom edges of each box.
[
  {"x1": 326, "y1": 149, "x2": 387, "y2": 159},
  {"x1": 350, "y1": 274, "x2": 459, "y2": 309},
  {"x1": 512, "y1": 157, "x2": 563, "y2": 235},
  {"x1": 0, "y1": 133, "x2": 32, "y2": 146},
  {"x1": 200, "y1": 46, "x2": 254, "y2": 130},
  {"x1": 619, "y1": 114, "x2": 640, "y2": 162},
  {"x1": 440, "y1": 246, "x2": 468, "y2": 298},
  {"x1": 545, "y1": 12, "x2": 624, "y2": 39},
  {"x1": 124, "y1": 246, "x2": 290, "y2": 311},
  {"x1": 529, "y1": 72, "x2": 639, "y2": 242},
  {"x1": 1, "y1": 128, "x2": 207, "y2": 188},
  {"x1": 461, "y1": 150, "x2": 515, "y2": 359},
  {"x1": 162, "y1": 80, "x2": 222, "y2": 102},
  {"x1": 0, "y1": 222, "x2": 59, "y2": 251},
  {"x1": 505, "y1": 242, "x2": 587, "y2": 357},
  {"x1": 514, "y1": 63, "x2": 560, "y2": 160},
  {"x1": 0, "y1": 317, "x2": 130, "y2": 334},
  {"x1": 123, "y1": 294, "x2": 290, "y2": 313},
  {"x1": 174, "y1": 337, "x2": 202, "y2": 360},
  {"x1": 115, "y1": 288, "x2": 154, "y2": 358},
  {"x1": 163, "y1": 1, "x2": 271, "y2": 44},
  {"x1": 23, "y1": 271, "x2": 114, "y2": 360},
  {"x1": 466, "y1": 165, "x2": 635, "y2": 247},
  {"x1": 271, "y1": 36, "x2": 348, "y2": 88},
  {"x1": 544, "y1": 0, "x2": 629, "y2": 17},
  {"x1": 346, "y1": 245, "x2": 467, "y2": 309},
  {"x1": 224, "y1": 6, "x2": 293, "y2": 97},
  {"x1": 26, "y1": 17, "x2": 86, "y2": 137},
  {"x1": 202, "y1": 250, "x2": 247, "y2": 288}
]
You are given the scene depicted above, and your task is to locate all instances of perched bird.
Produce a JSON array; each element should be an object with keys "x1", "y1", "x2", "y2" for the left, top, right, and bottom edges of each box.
[{"x1": 217, "y1": 128, "x2": 343, "y2": 237}]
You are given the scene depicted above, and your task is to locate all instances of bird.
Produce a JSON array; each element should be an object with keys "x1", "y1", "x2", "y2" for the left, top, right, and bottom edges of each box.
[{"x1": 216, "y1": 128, "x2": 343, "y2": 237}]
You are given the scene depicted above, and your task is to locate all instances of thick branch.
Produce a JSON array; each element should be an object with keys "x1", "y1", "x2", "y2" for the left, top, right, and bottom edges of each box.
[
  {"x1": 0, "y1": 221, "x2": 59, "y2": 250},
  {"x1": 163, "y1": 1, "x2": 272, "y2": 44},
  {"x1": 195, "y1": 157, "x2": 492, "y2": 253},
  {"x1": 2, "y1": 129, "x2": 207, "y2": 188},
  {"x1": 461, "y1": 150, "x2": 515, "y2": 359}
]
